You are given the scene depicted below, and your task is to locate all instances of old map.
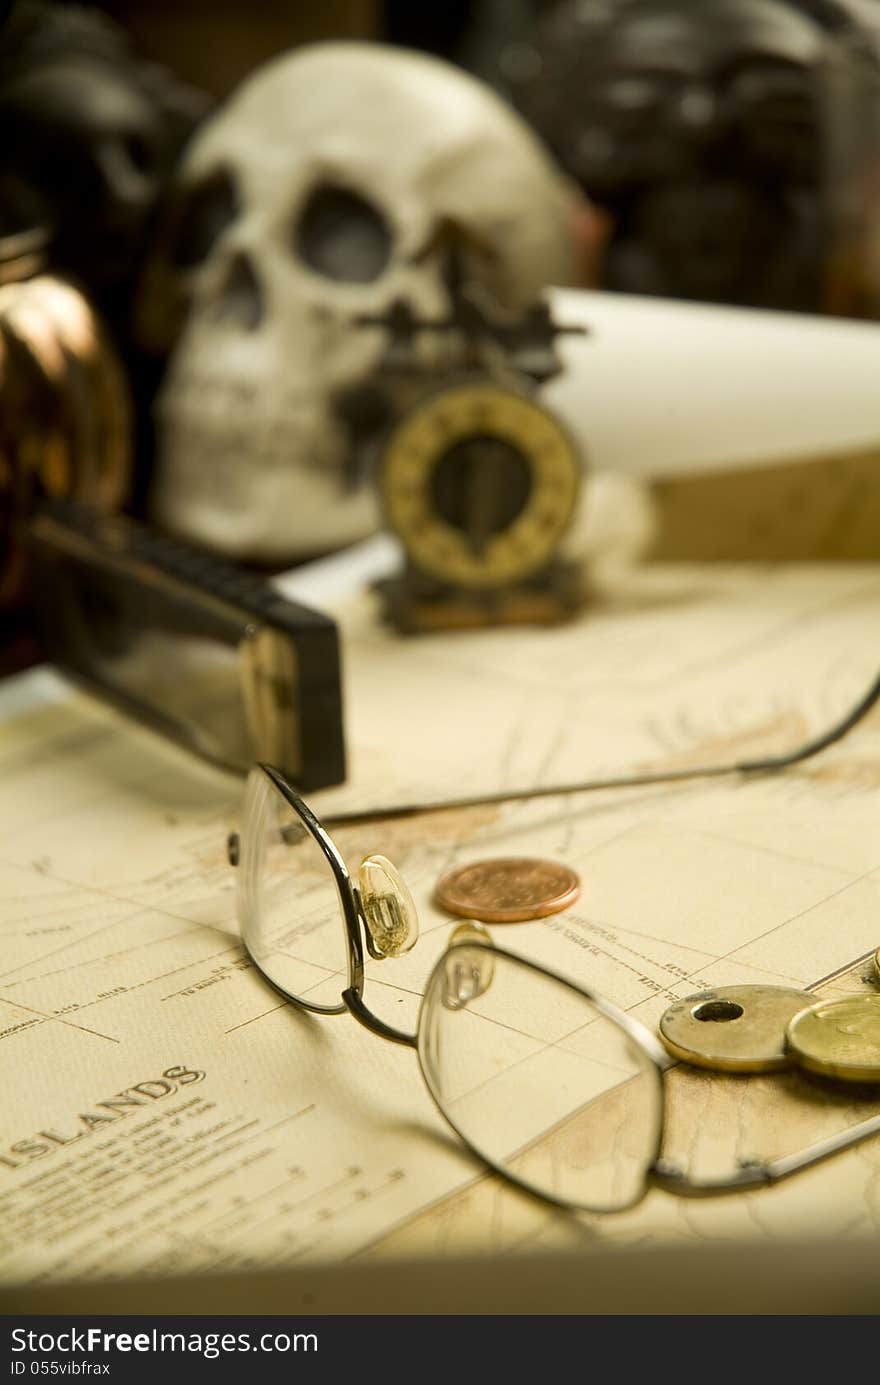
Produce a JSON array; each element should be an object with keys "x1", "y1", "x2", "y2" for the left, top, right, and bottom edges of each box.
[{"x1": 1, "y1": 562, "x2": 879, "y2": 1284}]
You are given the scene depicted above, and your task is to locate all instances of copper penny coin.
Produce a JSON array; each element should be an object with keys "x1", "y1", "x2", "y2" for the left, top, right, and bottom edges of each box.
[{"x1": 434, "y1": 857, "x2": 580, "y2": 923}]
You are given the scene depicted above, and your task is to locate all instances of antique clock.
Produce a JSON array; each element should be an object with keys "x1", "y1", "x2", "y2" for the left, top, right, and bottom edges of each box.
[{"x1": 357, "y1": 272, "x2": 587, "y2": 633}]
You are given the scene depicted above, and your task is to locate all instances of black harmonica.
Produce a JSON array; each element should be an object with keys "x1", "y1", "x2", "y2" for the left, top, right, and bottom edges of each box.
[{"x1": 27, "y1": 499, "x2": 346, "y2": 791}]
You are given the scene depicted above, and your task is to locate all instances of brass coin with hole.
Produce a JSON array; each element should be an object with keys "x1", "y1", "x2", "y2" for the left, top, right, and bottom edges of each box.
[{"x1": 659, "y1": 984, "x2": 814, "y2": 1073}]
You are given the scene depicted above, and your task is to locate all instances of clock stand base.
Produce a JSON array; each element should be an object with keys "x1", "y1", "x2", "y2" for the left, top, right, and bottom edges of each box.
[{"x1": 375, "y1": 563, "x2": 587, "y2": 634}]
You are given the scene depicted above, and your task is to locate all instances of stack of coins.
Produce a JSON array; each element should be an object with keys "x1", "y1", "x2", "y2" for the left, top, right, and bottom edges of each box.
[
  {"x1": 0, "y1": 232, "x2": 132, "y2": 609},
  {"x1": 659, "y1": 955, "x2": 880, "y2": 1083},
  {"x1": 659, "y1": 985, "x2": 814, "y2": 1074}
]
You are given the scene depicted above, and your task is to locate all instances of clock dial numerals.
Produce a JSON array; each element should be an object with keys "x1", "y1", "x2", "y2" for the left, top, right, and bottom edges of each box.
[{"x1": 381, "y1": 383, "x2": 580, "y2": 590}]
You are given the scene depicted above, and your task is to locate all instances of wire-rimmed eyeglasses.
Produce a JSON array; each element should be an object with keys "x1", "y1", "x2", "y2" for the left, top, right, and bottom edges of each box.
[{"x1": 230, "y1": 763, "x2": 880, "y2": 1215}]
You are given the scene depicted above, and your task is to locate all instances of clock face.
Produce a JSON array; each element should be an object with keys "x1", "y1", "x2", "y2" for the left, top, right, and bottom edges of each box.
[{"x1": 380, "y1": 381, "x2": 581, "y2": 590}]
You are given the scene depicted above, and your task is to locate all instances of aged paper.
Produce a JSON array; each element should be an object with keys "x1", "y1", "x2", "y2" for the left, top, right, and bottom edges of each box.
[
  {"x1": 545, "y1": 288, "x2": 880, "y2": 480},
  {"x1": 1, "y1": 564, "x2": 880, "y2": 1285},
  {"x1": 293, "y1": 557, "x2": 880, "y2": 817}
]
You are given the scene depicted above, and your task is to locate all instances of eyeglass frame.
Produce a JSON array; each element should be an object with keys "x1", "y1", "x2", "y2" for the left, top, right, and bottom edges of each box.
[{"x1": 230, "y1": 762, "x2": 880, "y2": 1215}]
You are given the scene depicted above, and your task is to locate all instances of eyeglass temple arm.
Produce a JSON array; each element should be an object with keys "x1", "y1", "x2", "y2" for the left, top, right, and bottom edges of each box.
[
  {"x1": 650, "y1": 1109, "x2": 880, "y2": 1198},
  {"x1": 737, "y1": 666, "x2": 880, "y2": 773},
  {"x1": 323, "y1": 667, "x2": 880, "y2": 826}
]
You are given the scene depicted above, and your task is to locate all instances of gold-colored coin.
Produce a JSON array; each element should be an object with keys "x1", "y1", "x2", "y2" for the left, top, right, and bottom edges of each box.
[
  {"x1": 787, "y1": 994, "x2": 880, "y2": 1083},
  {"x1": 434, "y1": 857, "x2": 580, "y2": 923},
  {"x1": 659, "y1": 984, "x2": 813, "y2": 1073}
]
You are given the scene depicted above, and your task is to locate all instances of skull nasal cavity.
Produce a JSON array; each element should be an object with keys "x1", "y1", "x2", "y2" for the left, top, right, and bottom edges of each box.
[
  {"x1": 295, "y1": 184, "x2": 392, "y2": 283},
  {"x1": 216, "y1": 252, "x2": 263, "y2": 330}
]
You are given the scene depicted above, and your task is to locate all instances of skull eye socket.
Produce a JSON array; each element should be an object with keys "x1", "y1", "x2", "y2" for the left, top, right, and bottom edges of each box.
[
  {"x1": 294, "y1": 183, "x2": 392, "y2": 284},
  {"x1": 172, "y1": 167, "x2": 240, "y2": 270}
]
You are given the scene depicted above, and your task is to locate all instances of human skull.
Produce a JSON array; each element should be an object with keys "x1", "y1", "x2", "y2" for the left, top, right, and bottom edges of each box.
[{"x1": 145, "y1": 42, "x2": 582, "y2": 561}]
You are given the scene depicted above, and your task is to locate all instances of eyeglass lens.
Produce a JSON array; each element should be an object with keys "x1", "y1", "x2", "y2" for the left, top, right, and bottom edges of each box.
[
  {"x1": 418, "y1": 946, "x2": 664, "y2": 1212},
  {"x1": 238, "y1": 768, "x2": 351, "y2": 1013}
]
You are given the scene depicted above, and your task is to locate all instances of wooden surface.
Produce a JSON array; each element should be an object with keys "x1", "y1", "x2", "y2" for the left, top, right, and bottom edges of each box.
[{"x1": 651, "y1": 447, "x2": 880, "y2": 561}]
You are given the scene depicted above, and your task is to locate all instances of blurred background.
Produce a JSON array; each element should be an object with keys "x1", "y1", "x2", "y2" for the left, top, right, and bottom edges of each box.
[
  {"x1": 10, "y1": 0, "x2": 880, "y2": 313},
  {"x1": 4, "y1": 0, "x2": 880, "y2": 675},
  {"x1": 86, "y1": 0, "x2": 880, "y2": 316}
]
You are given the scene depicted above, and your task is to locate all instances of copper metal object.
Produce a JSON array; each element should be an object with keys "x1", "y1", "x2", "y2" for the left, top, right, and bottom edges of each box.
[
  {"x1": 0, "y1": 258, "x2": 132, "y2": 611},
  {"x1": 434, "y1": 856, "x2": 580, "y2": 923}
]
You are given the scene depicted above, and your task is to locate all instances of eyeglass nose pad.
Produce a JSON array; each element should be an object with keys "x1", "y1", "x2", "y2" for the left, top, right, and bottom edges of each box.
[
  {"x1": 442, "y1": 922, "x2": 495, "y2": 1010},
  {"x1": 358, "y1": 854, "x2": 420, "y2": 958}
]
